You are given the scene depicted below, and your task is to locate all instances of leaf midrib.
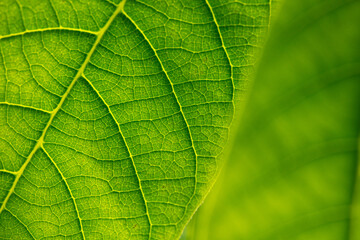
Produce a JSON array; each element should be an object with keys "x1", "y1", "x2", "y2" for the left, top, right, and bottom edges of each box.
[{"x1": 0, "y1": 1, "x2": 127, "y2": 238}]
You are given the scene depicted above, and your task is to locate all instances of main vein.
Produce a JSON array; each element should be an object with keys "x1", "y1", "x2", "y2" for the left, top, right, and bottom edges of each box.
[{"x1": 0, "y1": 0, "x2": 127, "y2": 234}]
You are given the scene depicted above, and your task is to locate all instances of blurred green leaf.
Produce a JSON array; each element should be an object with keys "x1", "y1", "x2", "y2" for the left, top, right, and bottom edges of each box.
[{"x1": 186, "y1": 0, "x2": 360, "y2": 239}]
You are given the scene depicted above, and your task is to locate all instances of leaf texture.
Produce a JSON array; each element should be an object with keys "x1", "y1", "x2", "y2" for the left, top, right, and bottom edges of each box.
[{"x1": 0, "y1": 0, "x2": 271, "y2": 239}]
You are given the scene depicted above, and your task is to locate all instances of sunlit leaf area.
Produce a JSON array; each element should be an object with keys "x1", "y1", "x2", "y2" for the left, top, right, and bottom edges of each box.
[{"x1": 0, "y1": 0, "x2": 359, "y2": 239}]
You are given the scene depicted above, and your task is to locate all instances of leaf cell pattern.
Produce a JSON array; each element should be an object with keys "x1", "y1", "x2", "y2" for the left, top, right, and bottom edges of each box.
[{"x1": 0, "y1": 0, "x2": 271, "y2": 239}]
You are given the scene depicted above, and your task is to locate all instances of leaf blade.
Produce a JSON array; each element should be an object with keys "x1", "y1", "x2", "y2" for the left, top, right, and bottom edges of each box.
[{"x1": 0, "y1": 0, "x2": 272, "y2": 239}]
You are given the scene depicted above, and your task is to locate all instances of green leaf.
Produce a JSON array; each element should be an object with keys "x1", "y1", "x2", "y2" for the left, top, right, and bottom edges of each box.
[
  {"x1": 186, "y1": 0, "x2": 360, "y2": 239},
  {"x1": 0, "y1": 0, "x2": 271, "y2": 239}
]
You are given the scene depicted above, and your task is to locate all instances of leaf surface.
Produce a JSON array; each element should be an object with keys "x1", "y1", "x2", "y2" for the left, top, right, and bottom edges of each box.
[
  {"x1": 0, "y1": 0, "x2": 271, "y2": 239},
  {"x1": 185, "y1": 0, "x2": 360, "y2": 239}
]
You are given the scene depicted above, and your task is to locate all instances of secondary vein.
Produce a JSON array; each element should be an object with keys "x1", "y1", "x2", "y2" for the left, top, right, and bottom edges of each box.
[
  {"x1": 204, "y1": 0, "x2": 234, "y2": 103},
  {"x1": 42, "y1": 147, "x2": 86, "y2": 240},
  {"x1": 122, "y1": 10, "x2": 199, "y2": 232},
  {"x1": 0, "y1": 102, "x2": 52, "y2": 114},
  {"x1": 0, "y1": 27, "x2": 98, "y2": 40},
  {"x1": 82, "y1": 74, "x2": 153, "y2": 238}
]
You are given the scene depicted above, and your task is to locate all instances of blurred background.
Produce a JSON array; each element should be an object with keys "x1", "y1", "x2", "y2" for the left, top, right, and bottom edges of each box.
[{"x1": 182, "y1": 0, "x2": 360, "y2": 239}]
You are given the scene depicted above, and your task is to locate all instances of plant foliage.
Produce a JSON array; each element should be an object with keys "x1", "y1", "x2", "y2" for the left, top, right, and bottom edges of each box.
[{"x1": 0, "y1": 0, "x2": 271, "y2": 239}]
